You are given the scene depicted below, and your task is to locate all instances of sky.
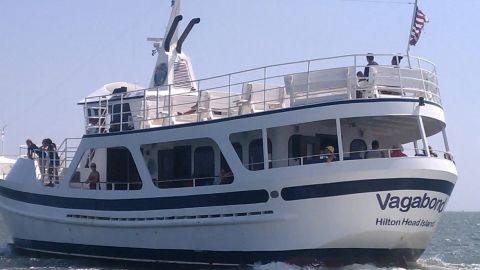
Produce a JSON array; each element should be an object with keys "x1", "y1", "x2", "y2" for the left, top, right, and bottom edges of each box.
[{"x1": 0, "y1": 0, "x2": 478, "y2": 211}]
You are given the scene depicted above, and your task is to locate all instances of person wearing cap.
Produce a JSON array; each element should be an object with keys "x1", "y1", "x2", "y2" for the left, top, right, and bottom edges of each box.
[
  {"x1": 363, "y1": 53, "x2": 378, "y2": 78},
  {"x1": 391, "y1": 55, "x2": 403, "y2": 66},
  {"x1": 325, "y1": 146, "x2": 336, "y2": 163},
  {"x1": 86, "y1": 162, "x2": 100, "y2": 190}
]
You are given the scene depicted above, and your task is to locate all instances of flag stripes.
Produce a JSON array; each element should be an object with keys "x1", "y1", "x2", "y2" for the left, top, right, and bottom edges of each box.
[{"x1": 409, "y1": 7, "x2": 427, "y2": 46}]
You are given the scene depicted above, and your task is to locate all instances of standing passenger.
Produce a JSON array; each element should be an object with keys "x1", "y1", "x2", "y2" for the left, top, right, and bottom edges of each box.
[
  {"x1": 87, "y1": 163, "x2": 100, "y2": 190},
  {"x1": 26, "y1": 139, "x2": 40, "y2": 159}
]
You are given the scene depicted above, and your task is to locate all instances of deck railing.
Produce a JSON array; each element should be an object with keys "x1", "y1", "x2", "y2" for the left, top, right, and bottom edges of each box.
[
  {"x1": 262, "y1": 147, "x2": 454, "y2": 170},
  {"x1": 82, "y1": 54, "x2": 441, "y2": 134},
  {"x1": 18, "y1": 137, "x2": 81, "y2": 183}
]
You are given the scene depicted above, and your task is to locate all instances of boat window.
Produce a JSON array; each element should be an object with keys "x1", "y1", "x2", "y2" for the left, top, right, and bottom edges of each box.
[
  {"x1": 69, "y1": 147, "x2": 142, "y2": 190},
  {"x1": 194, "y1": 146, "x2": 215, "y2": 186},
  {"x1": 140, "y1": 138, "x2": 234, "y2": 189},
  {"x1": 422, "y1": 116, "x2": 449, "y2": 159},
  {"x1": 249, "y1": 139, "x2": 272, "y2": 171},
  {"x1": 349, "y1": 139, "x2": 367, "y2": 159},
  {"x1": 232, "y1": 143, "x2": 243, "y2": 163},
  {"x1": 287, "y1": 132, "x2": 338, "y2": 165},
  {"x1": 109, "y1": 103, "x2": 133, "y2": 132},
  {"x1": 339, "y1": 115, "x2": 445, "y2": 158}
]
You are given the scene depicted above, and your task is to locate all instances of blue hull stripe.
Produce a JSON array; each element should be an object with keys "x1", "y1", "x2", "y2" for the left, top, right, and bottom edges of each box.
[
  {"x1": 281, "y1": 178, "x2": 454, "y2": 201},
  {"x1": 0, "y1": 187, "x2": 269, "y2": 211},
  {"x1": 0, "y1": 178, "x2": 453, "y2": 211},
  {"x1": 13, "y1": 238, "x2": 424, "y2": 266}
]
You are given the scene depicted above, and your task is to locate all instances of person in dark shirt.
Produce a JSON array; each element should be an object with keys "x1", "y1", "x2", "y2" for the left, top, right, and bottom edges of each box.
[
  {"x1": 44, "y1": 138, "x2": 60, "y2": 183},
  {"x1": 26, "y1": 139, "x2": 40, "y2": 159},
  {"x1": 391, "y1": 55, "x2": 403, "y2": 66},
  {"x1": 364, "y1": 54, "x2": 379, "y2": 78}
]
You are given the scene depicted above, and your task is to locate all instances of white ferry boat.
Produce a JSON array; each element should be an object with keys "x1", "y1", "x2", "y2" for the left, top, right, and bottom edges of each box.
[{"x1": 0, "y1": 1, "x2": 457, "y2": 267}]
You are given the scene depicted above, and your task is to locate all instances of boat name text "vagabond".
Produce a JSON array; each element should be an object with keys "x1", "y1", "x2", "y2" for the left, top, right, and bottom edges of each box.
[{"x1": 376, "y1": 193, "x2": 447, "y2": 213}]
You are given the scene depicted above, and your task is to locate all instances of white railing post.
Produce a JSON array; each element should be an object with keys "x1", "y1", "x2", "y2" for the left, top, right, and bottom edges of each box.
[
  {"x1": 262, "y1": 128, "x2": 269, "y2": 170},
  {"x1": 197, "y1": 89, "x2": 202, "y2": 122},
  {"x1": 263, "y1": 67, "x2": 267, "y2": 111},
  {"x1": 442, "y1": 128, "x2": 450, "y2": 152},
  {"x1": 306, "y1": 61, "x2": 311, "y2": 103},
  {"x1": 398, "y1": 65, "x2": 405, "y2": 96},
  {"x1": 156, "y1": 87, "x2": 159, "y2": 119},
  {"x1": 120, "y1": 94, "x2": 124, "y2": 132},
  {"x1": 417, "y1": 58, "x2": 428, "y2": 99},
  {"x1": 228, "y1": 74, "x2": 231, "y2": 117},
  {"x1": 352, "y1": 55, "x2": 357, "y2": 99},
  {"x1": 142, "y1": 89, "x2": 147, "y2": 128},
  {"x1": 417, "y1": 115, "x2": 429, "y2": 157},
  {"x1": 168, "y1": 85, "x2": 172, "y2": 126},
  {"x1": 336, "y1": 118, "x2": 344, "y2": 161}
]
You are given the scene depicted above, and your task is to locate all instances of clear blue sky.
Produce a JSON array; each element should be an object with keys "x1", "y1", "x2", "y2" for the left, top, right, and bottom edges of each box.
[{"x1": 0, "y1": 0, "x2": 477, "y2": 211}]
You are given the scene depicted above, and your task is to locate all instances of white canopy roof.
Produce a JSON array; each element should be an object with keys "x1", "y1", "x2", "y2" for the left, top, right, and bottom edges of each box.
[{"x1": 78, "y1": 82, "x2": 145, "y2": 104}]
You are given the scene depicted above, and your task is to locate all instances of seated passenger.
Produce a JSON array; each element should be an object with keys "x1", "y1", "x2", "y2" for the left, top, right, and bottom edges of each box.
[
  {"x1": 390, "y1": 144, "x2": 407, "y2": 157},
  {"x1": 323, "y1": 146, "x2": 336, "y2": 163},
  {"x1": 391, "y1": 55, "x2": 403, "y2": 66},
  {"x1": 427, "y1": 146, "x2": 438, "y2": 157},
  {"x1": 365, "y1": 140, "x2": 385, "y2": 159},
  {"x1": 220, "y1": 169, "x2": 234, "y2": 184}
]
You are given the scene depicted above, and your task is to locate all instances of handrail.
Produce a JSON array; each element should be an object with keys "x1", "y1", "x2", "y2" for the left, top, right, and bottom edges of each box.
[
  {"x1": 255, "y1": 147, "x2": 454, "y2": 170},
  {"x1": 82, "y1": 53, "x2": 441, "y2": 134}
]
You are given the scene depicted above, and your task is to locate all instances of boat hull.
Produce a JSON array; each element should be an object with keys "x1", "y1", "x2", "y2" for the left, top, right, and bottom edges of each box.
[
  {"x1": 0, "y1": 175, "x2": 454, "y2": 266},
  {"x1": 12, "y1": 238, "x2": 424, "y2": 266}
]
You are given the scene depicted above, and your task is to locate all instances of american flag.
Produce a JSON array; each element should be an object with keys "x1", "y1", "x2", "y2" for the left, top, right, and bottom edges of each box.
[{"x1": 409, "y1": 7, "x2": 428, "y2": 46}]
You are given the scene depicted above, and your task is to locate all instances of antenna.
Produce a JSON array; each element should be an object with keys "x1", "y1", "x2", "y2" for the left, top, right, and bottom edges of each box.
[
  {"x1": 176, "y1": 18, "x2": 200, "y2": 53},
  {"x1": 164, "y1": 15, "x2": 183, "y2": 52},
  {"x1": 147, "y1": 37, "x2": 164, "y2": 56},
  {"x1": 1, "y1": 126, "x2": 6, "y2": 155}
]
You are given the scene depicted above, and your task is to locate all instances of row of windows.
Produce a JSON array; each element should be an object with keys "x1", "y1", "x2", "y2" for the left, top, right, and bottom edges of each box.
[{"x1": 70, "y1": 115, "x2": 447, "y2": 190}]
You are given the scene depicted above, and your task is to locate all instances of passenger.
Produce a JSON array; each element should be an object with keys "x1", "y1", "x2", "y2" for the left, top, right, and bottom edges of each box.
[
  {"x1": 45, "y1": 139, "x2": 60, "y2": 182},
  {"x1": 26, "y1": 139, "x2": 40, "y2": 159},
  {"x1": 363, "y1": 53, "x2": 378, "y2": 79},
  {"x1": 391, "y1": 55, "x2": 403, "y2": 66},
  {"x1": 220, "y1": 169, "x2": 234, "y2": 184},
  {"x1": 365, "y1": 140, "x2": 385, "y2": 159},
  {"x1": 390, "y1": 144, "x2": 407, "y2": 157},
  {"x1": 39, "y1": 139, "x2": 49, "y2": 180},
  {"x1": 428, "y1": 146, "x2": 438, "y2": 157},
  {"x1": 325, "y1": 146, "x2": 336, "y2": 163},
  {"x1": 356, "y1": 71, "x2": 366, "y2": 98},
  {"x1": 86, "y1": 162, "x2": 100, "y2": 190}
]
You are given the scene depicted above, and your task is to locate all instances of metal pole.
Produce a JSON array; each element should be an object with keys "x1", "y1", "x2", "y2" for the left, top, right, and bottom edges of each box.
[
  {"x1": 406, "y1": 0, "x2": 418, "y2": 68},
  {"x1": 336, "y1": 119, "x2": 344, "y2": 161},
  {"x1": 262, "y1": 128, "x2": 269, "y2": 170},
  {"x1": 442, "y1": 128, "x2": 450, "y2": 152},
  {"x1": 417, "y1": 115, "x2": 429, "y2": 157},
  {"x1": 1, "y1": 126, "x2": 6, "y2": 155},
  {"x1": 228, "y1": 75, "x2": 231, "y2": 117}
]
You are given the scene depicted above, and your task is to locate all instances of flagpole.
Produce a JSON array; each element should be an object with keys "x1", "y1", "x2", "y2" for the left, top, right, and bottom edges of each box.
[
  {"x1": 406, "y1": 0, "x2": 418, "y2": 68},
  {"x1": 0, "y1": 126, "x2": 5, "y2": 156}
]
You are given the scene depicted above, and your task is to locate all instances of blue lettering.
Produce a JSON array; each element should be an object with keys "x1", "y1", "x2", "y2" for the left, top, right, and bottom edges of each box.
[{"x1": 376, "y1": 193, "x2": 447, "y2": 213}]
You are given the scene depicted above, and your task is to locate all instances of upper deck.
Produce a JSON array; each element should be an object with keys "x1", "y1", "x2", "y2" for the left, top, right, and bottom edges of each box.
[{"x1": 81, "y1": 53, "x2": 440, "y2": 134}]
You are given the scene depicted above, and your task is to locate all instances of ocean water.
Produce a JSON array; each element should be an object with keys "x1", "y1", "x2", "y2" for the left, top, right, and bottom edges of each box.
[{"x1": 0, "y1": 212, "x2": 478, "y2": 270}]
